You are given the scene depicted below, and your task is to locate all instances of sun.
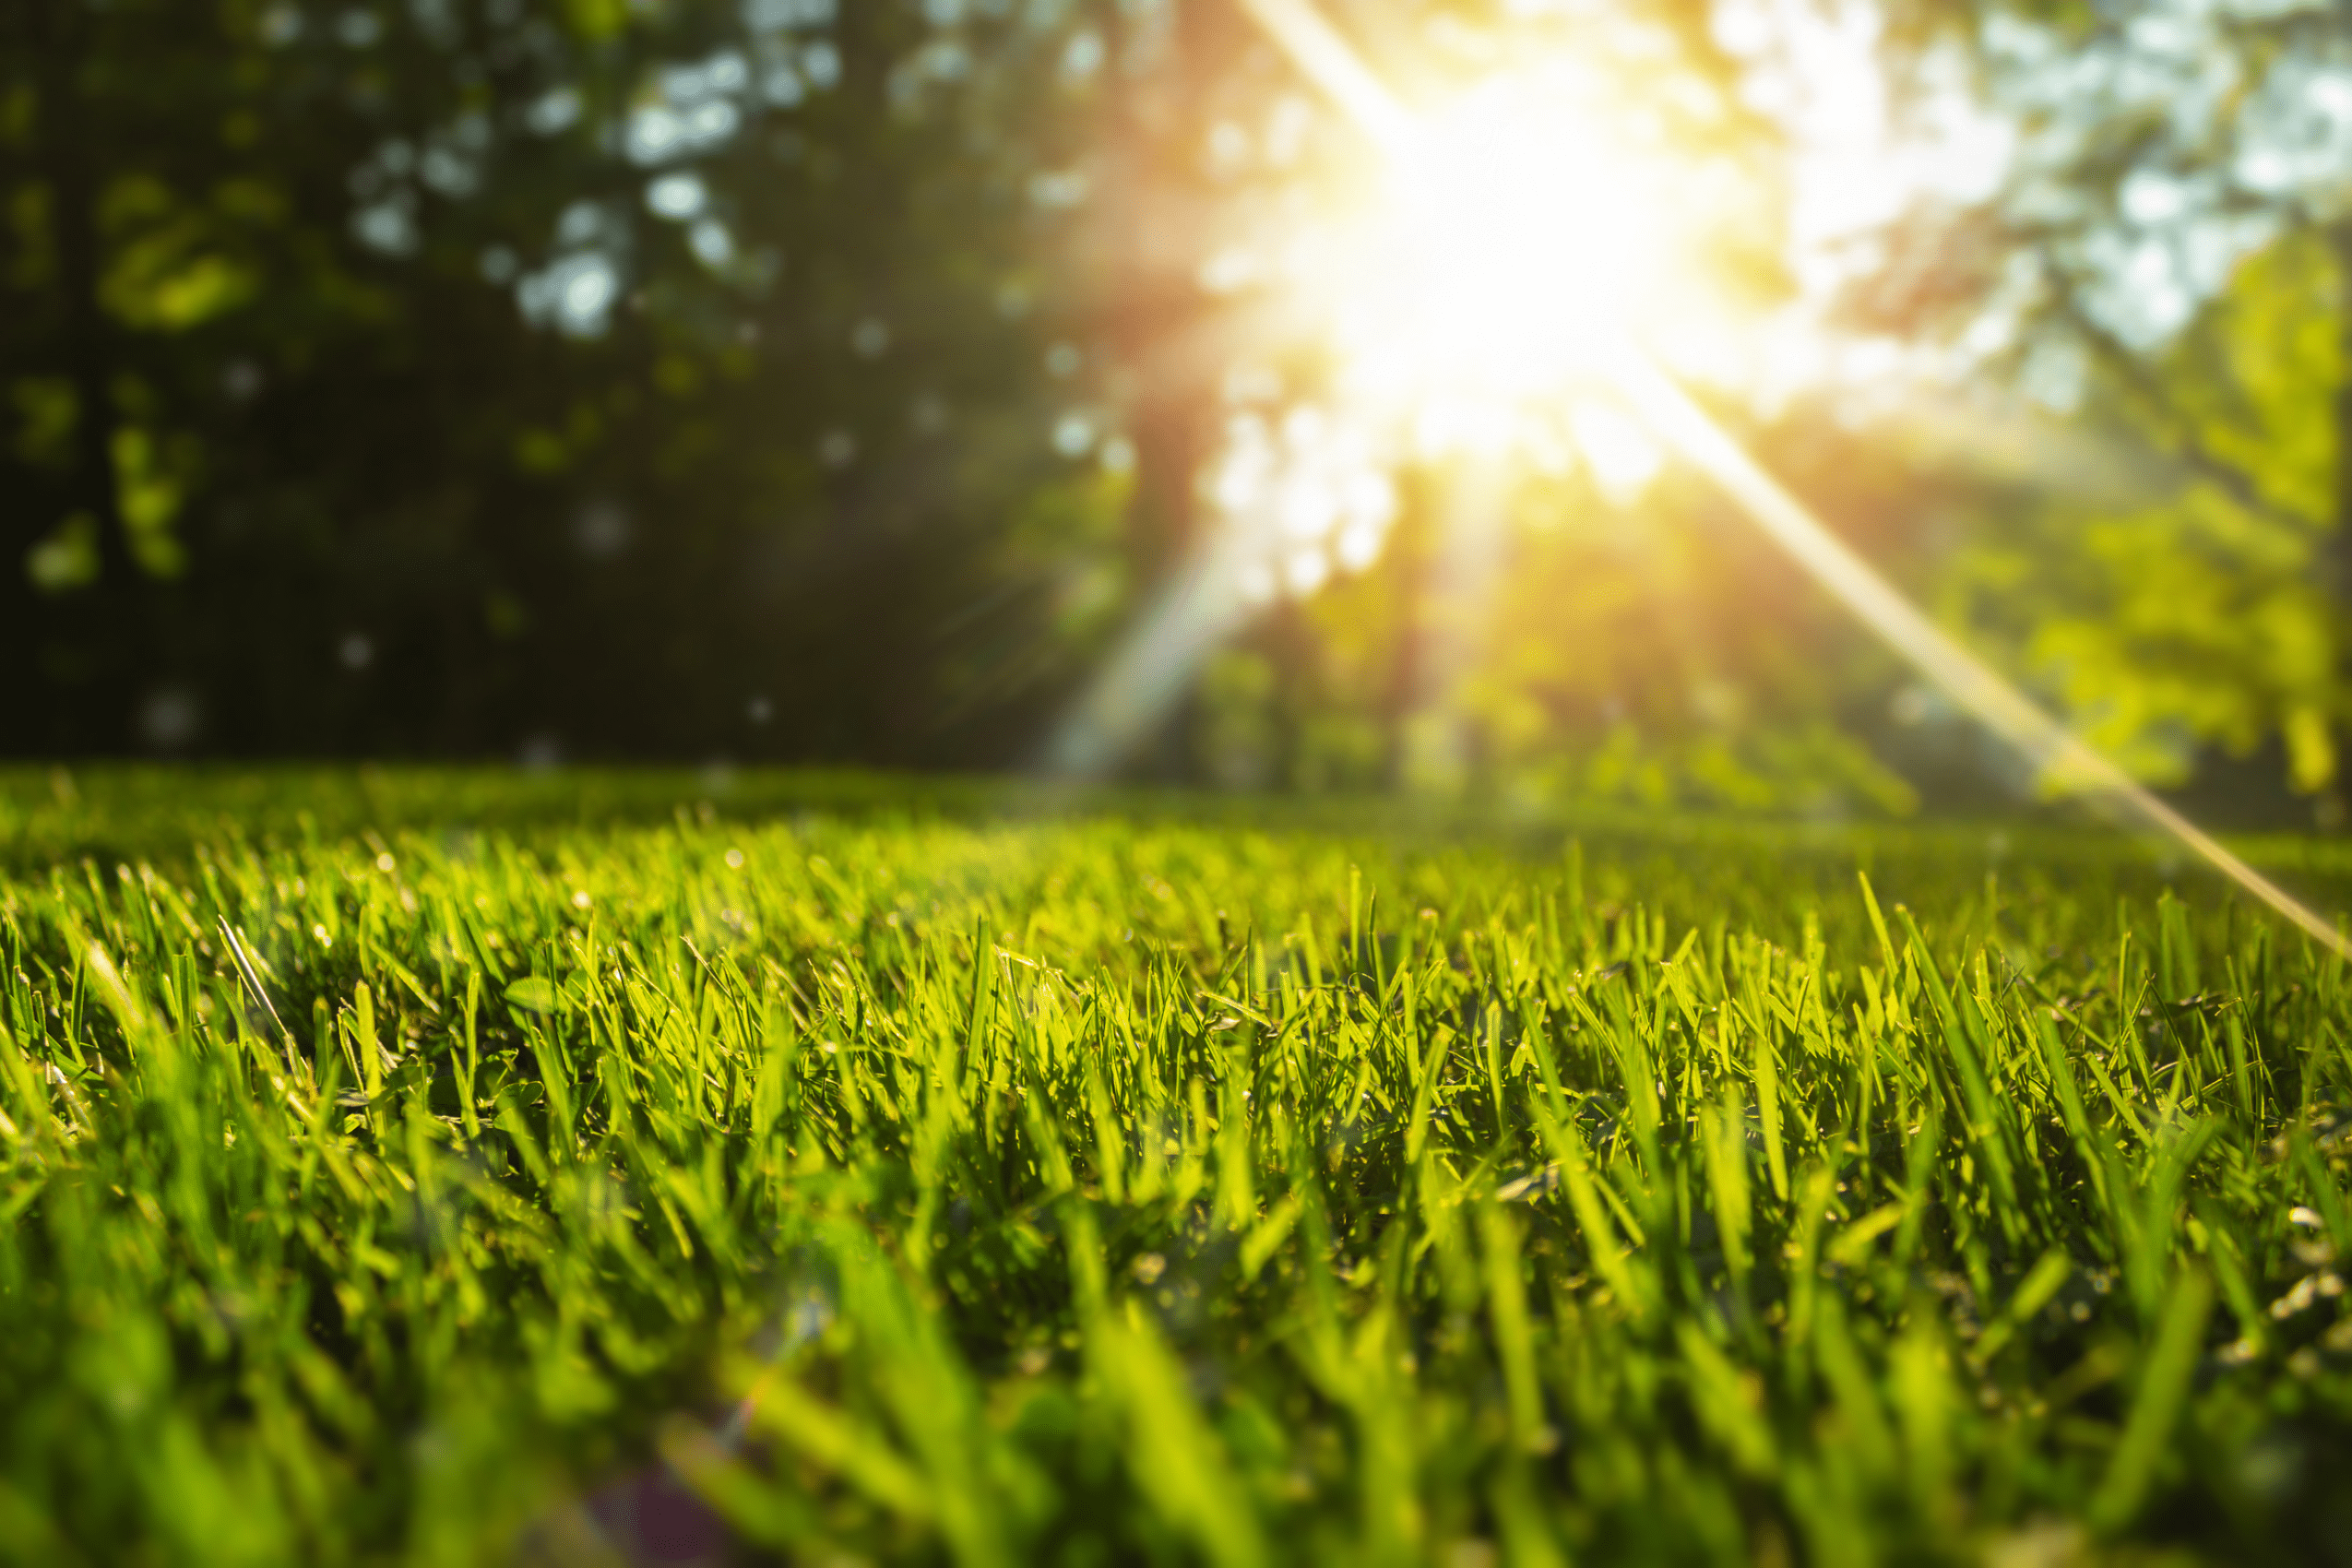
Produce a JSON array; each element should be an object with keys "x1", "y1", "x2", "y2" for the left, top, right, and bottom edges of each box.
[{"x1": 1317, "y1": 69, "x2": 1691, "y2": 444}]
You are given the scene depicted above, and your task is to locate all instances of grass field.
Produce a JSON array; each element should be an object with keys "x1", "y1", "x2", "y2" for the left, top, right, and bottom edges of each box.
[{"x1": 3, "y1": 767, "x2": 2351, "y2": 1565}]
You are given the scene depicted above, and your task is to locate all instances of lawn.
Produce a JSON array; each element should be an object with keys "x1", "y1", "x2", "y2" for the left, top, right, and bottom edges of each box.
[{"x1": 2, "y1": 767, "x2": 2349, "y2": 1565}]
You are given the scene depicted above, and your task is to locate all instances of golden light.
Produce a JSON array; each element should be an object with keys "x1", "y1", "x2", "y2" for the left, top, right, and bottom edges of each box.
[
  {"x1": 1053, "y1": 0, "x2": 2352, "y2": 961},
  {"x1": 1324, "y1": 74, "x2": 1678, "y2": 431}
]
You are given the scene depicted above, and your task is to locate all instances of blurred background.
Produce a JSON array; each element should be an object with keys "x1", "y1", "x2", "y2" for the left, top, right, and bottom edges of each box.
[{"x1": 4, "y1": 0, "x2": 2347, "y2": 829}]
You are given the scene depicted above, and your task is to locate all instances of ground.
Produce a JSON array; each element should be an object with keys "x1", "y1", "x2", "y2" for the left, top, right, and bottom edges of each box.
[{"x1": 1, "y1": 767, "x2": 2349, "y2": 1565}]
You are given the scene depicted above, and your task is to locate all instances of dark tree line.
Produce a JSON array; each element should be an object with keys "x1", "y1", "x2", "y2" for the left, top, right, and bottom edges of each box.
[
  {"x1": 11, "y1": 0, "x2": 2348, "y2": 819},
  {"x1": 2, "y1": 0, "x2": 1153, "y2": 763}
]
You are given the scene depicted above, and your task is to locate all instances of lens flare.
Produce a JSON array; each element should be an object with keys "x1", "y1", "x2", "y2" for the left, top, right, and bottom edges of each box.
[
  {"x1": 1246, "y1": 0, "x2": 2351, "y2": 959},
  {"x1": 1051, "y1": 0, "x2": 2350, "y2": 961},
  {"x1": 1329, "y1": 75, "x2": 1675, "y2": 429}
]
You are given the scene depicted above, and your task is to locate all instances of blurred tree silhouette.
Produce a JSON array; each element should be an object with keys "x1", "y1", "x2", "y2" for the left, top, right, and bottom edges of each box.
[
  {"x1": 2, "y1": 0, "x2": 1128, "y2": 761},
  {"x1": 1872, "y1": 0, "x2": 2352, "y2": 821},
  {"x1": 7, "y1": 0, "x2": 2346, "y2": 823}
]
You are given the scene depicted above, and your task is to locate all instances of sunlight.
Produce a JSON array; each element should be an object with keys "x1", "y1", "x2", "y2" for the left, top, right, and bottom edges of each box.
[
  {"x1": 1054, "y1": 0, "x2": 2352, "y2": 961},
  {"x1": 1325, "y1": 73, "x2": 1676, "y2": 436}
]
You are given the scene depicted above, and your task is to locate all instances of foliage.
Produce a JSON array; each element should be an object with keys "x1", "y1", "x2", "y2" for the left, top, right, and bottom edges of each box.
[
  {"x1": 7, "y1": 0, "x2": 2350, "y2": 818},
  {"x1": 1871, "y1": 0, "x2": 2352, "y2": 808},
  {"x1": 3, "y1": 768, "x2": 2352, "y2": 1562},
  {"x1": 1, "y1": 0, "x2": 1979, "y2": 815},
  {"x1": 1933, "y1": 230, "x2": 2346, "y2": 805},
  {"x1": 1193, "y1": 452, "x2": 1931, "y2": 814},
  {"x1": 0, "y1": 0, "x2": 1124, "y2": 758}
]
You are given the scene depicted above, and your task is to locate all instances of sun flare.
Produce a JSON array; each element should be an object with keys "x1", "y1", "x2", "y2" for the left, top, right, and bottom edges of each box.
[{"x1": 1319, "y1": 70, "x2": 1691, "y2": 445}]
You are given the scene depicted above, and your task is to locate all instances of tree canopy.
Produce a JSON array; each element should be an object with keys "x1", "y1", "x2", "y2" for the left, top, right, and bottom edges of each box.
[{"x1": 6, "y1": 0, "x2": 2349, "y2": 825}]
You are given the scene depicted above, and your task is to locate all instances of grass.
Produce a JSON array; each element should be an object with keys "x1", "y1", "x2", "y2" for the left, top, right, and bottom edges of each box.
[{"x1": 2, "y1": 766, "x2": 2350, "y2": 1565}]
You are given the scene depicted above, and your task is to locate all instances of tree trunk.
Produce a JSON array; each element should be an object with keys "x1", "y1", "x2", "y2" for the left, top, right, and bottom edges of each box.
[
  {"x1": 1089, "y1": 0, "x2": 1253, "y2": 781},
  {"x1": 34, "y1": 0, "x2": 125, "y2": 584},
  {"x1": 2329, "y1": 219, "x2": 2352, "y2": 607},
  {"x1": 30, "y1": 0, "x2": 140, "y2": 750},
  {"x1": 2324, "y1": 217, "x2": 2352, "y2": 826},
  {"x1": 1378, "y1": 493, "x2": 1427, "y2": 791}
]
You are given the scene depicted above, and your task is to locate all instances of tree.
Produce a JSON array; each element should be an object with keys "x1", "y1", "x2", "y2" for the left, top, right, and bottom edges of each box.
[
  {"x1": 1868, "y1": 0, "x2": 2352, "y2": 817},
  {"x1": 1, "y1": 0, "x2": 1123, "y2": 762},
  {"x1": 1077, "y1": 0, "x2": 1935, "y2": 808}
]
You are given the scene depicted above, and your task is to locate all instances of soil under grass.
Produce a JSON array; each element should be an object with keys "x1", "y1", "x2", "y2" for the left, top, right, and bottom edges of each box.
[{"x1": 2, "y1": 767, "x2": 2349, "y2": 1564}]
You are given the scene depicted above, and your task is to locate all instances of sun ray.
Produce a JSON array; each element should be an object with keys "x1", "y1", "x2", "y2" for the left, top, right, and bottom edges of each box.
[
  {"x1": 1243, "y1": 0, "x2": 2348, "y2": 957},
  {"x1": 1054, "y1": 0, "x2": 2348, "y2": 959}
]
